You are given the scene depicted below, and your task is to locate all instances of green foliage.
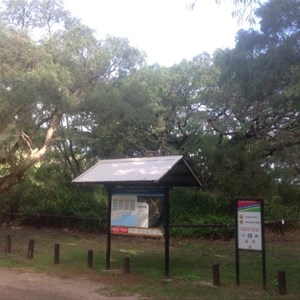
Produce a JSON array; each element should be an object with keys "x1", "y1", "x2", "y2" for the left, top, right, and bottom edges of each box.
[
  {"x1": 170, "y1": 188, "x2": 234, "y2": 238},
  {"x1": 0, "y1": 163, "x2": 108, "y2": 229},
  {"x1": 265, "y1": 192, "x2": 300, "y2": 220},
  {"x1": 170, "y1": 215, "x2": 233, "y2": 239},
  {"x1": 21, "y1": 184, "x2": 107, "y2": 219}
]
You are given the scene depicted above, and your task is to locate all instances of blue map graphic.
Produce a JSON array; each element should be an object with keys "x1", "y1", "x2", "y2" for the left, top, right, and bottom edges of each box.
[{"x1": 111, "y1": 214, "x2": 138, "y2": 226}]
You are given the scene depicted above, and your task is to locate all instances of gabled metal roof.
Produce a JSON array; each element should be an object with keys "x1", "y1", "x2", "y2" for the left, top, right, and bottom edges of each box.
[{"x1": 72, "y1": 155, "x2": 201, "y2": 187}]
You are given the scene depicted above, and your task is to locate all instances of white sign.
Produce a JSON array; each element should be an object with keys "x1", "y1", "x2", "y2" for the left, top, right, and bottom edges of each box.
[
  {"x1": 111, "y1": 187, "x2": 164, "y2": 237},
  {"x1": 237, "y1": 200, "x2": 262, "y2": 251},
  {"x1": 111, "y1": 195, "x2": 149, "y2": 228}
]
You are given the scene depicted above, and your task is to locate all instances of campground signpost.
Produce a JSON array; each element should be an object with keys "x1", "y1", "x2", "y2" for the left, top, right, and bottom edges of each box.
[
  {"x1": 235, "y1": 199, "x2": 266, "y2": 289},
  {"x1": 237, "y1": 199, "x2": 263, "y2": 251}
]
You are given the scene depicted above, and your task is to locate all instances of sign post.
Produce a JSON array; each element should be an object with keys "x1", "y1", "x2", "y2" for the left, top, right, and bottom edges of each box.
[{"x1": 235, "y1": 199, "x2": 266, "y2": 289}]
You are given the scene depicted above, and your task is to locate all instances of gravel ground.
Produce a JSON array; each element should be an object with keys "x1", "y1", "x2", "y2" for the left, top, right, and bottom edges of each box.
[{"x1": 0, "y1": 269, "x2": 142, "y2": 300}]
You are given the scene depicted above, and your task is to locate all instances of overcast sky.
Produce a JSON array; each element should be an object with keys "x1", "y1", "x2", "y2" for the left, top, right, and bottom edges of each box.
[{"x1": 64, "y1": 0, "x2": 252, "y2": 66}]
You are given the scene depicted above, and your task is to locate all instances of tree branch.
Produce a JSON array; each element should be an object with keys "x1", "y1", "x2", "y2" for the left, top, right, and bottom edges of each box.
[{"x1": 0, "y1": 108, "x2": 62, "y2": 193}]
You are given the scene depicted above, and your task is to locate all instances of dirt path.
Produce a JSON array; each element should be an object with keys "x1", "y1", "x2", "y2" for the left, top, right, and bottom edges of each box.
[{"x1": 0, "y1": 269, "x2": 142, "y2": 300}]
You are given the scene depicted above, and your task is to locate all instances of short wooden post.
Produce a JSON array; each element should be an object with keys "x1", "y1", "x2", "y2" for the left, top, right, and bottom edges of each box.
[
  {"x1": 124, "y1": 256, "x2": 130, "y2": 274},
  {"x1": 5, "y1": 235, "x2": 11, "y2": 253},
  {"x1": 54, "y1": 243, "x2": 60, "y2": 264},
  {"x1": 223, "y1": 225, "x2": 231, "y2": 241},
  {"x1": 27, "y1": 239, "x2": 35, "y2": 259},
  {"x1": 212, "y1": 264, "x2": 220, "y2": 286},
  {"x1": 280, "y1": 220, "x2": 285, "y2": 235},
  {"x1": 278, "y1": 271, "x2": 286, "y2": 295},
  {"x1": 87, "y1": 250, "x2": 93, "y2": 268},
  {"x1": 36, "y1": 214, "x2": 41, "y2": 230}
]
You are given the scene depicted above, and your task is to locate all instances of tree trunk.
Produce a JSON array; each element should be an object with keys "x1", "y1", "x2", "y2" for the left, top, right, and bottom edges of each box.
[{"x1": 0, "y1": 109, "x2": 62, "y2": 193}]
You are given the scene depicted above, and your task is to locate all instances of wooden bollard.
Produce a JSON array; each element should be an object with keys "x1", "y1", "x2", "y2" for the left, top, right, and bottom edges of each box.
[
  {"x1": 223, "y1": 225, "x2": 231, "y2": 241},
  {"x1": 278, "y1": 271, "x2": 287, "y2": 295},
  {"x1": 5, "y1": 235, "x2": 11, "y2": 253},
  {"x1": 54, "y1": 243, "x2": 60, "y2": 264},
  {"x1": 87, "y1": 250, "x2": 93, "y2": 268},
  {"x1": 212, "y1": 264, "x2": 220, "y2": 286},
  {"x1": 124, "y1": 256, "x2": 130, "y2": 274},
  {"x1": 280, "y1": 220, "x2": 285, "y2": 235},
  {"x1": 27, "y1": 239, "x2": 35, "y2": 259},
  {"x1": 36, "y1": 214, "x2": 41, "y2": 230}
]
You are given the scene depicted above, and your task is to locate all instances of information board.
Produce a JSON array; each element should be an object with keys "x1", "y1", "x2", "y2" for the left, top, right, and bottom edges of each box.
[
  {"x1": 111, "y1": 186, "x2": 164, "y2": 237},
  {"x1": 237, "y1": 199, "x2": 263, "y2": 251},
  {"x1": 235, "y1": 198, "x2": 266, "y2": 288}
]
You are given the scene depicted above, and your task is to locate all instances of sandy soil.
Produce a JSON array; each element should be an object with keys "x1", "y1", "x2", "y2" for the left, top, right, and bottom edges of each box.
[{"x1": 0, "y1": 269, "x2": 142, "y2": 300}]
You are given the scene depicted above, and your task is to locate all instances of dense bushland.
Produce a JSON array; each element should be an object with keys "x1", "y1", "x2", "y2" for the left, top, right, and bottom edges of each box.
[{"x1": 1, "y1": 172, "x2": 300, "y2": 238}]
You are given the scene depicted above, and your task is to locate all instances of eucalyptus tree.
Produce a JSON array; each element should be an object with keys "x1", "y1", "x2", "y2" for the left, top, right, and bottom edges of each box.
[
  {"x1": 45, "y1": 27, "x2": 146, "y2": 178},
  {"x1": 97, "y1": 53, "x2": 216, "y2": 158},
  {"x1": 144, "y1": 54, "x2": 216, "y2": 156},
  {"x1": 0, "y1": 0, "x2": 147, "y2": 192},
  {"x1": 0, "y1": 24, "x2": 70, "y2": 192},
  {"x1": 0, "y1": 0, "x2": 69, "y2": 36},
  {"x1": 198, "y1": 0, "x2": 300, "y2": 195},
  {"x1": 188, "y1": 0, "x2": 262, "y2": 24},
  {"x1": 66, "y1": 52, "x2": 217, "y2": 164}
]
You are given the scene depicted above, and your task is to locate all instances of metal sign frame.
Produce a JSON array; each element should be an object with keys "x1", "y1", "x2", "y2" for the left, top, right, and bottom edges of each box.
[
  {"x1": 106, "y1": 185, "x2": 171, "y2": 278},
  {"x1": 235, "y1": 198, "x2": 266, "y2": 289}
]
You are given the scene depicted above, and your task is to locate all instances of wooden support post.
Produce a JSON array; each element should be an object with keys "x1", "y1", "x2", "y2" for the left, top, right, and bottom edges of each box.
[
  {"x1": 124, "y1": 256, "x2": 130, "y2": 274},
  {"x1": 54, "y1": 243, "x2": 60, "y2": 264},
  {"x1": 278, "y1": 271, "x2": 286, "y2": 295},
  {"x1": 27, "y1": 239, "x2": 35, "y2": 259},
  {"x1": 164, "y1": 186, "x2": 170, "y2": 279},
  {"x1": 106, "y1": 187, "x2": 112, "y2": 270},
  {"x1": 212, "y1": 264, "x2": 221, "y2": 286},
  {"x1": 261, "y1": 201, "x2": 267, "y2": 290},
  {"x1": 87, "y1": 250, "x2": 93, "y2": 268},
  {"x1": 36, "y1": 214, "x2": 41, "y2": 230},
  {"x1": 5, "y1": 235, "x2": 11, "y2": 253},
  {"x1": 280, "y1": 220, "x2": 285, "y2": 235},
  {"x1": 223, "y1": 224, "x2": 231, "y2": 241}
]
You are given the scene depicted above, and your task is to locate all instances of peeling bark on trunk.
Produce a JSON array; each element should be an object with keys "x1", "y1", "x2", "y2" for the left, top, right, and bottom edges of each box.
[{"x1": 0, "y1": 109, "x2": 62, "y2": 193}]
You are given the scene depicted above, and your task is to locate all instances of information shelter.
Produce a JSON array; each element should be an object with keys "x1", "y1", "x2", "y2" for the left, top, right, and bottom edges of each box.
[{"x1": 72, "y1": 155, "x2": 201, "y2": 278}]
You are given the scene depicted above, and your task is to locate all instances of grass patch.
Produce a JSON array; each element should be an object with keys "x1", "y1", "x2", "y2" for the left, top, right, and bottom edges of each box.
[{"x1": 0, "y1": 225, "x2": 299, "y2": 299}]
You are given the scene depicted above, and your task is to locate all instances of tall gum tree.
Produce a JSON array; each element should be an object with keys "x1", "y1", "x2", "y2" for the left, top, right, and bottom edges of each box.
[
  {"x1": 45, "y1": 27, "x2": 146, "y2": 176},
  {"x1": 0, "y1": 0, "x2": 69, "y2": 36},
  {"x1": 0, "y1": 25, "x2": 69, "y2": 192},
  {"x1": 0, "y1": 0, "x2": 147, "y2": 192},
  {"x1": 200, "y1": 0, "x2": 300, "y2": 194}
]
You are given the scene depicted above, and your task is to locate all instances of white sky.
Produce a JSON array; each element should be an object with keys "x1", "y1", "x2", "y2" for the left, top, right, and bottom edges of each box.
[
  {"x1": 64, "y1": 0, "x2": 251, "y2": 66},
  {"x1": 0, "y1": 0, "x2": 253, "y2": 66}
]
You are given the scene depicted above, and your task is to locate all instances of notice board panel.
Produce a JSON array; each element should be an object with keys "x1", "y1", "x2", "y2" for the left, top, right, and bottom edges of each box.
[
  {"x1": 237, "y1": 199, "x2": 263, "y2": 251},
  {"x1": 111, "y1": 186, "x2": 164, "y2": 237}
]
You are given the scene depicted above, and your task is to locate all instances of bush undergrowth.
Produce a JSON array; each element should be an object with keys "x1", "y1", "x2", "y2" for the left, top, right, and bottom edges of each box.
[{"x1": 1, "y1": 174, "x2": 300, "y2": 238}]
